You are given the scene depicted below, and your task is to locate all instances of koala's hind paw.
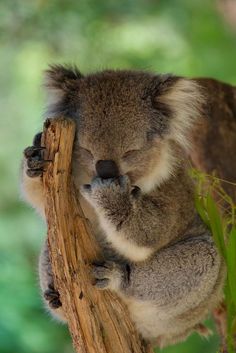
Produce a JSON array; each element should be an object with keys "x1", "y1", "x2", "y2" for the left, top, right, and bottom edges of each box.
[
  {"x1": 24, "y1": 132, "x2": 51, "y2": 178},
  {"x1": 91, "y1": 261, "x2": 123, "y2": 291},
  {"x1": 44, "y1": 284, "x2": 62, "y2": 309}
]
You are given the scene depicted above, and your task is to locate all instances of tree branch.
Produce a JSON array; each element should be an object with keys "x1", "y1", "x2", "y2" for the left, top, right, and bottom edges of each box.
[{"x1": 42, "y1": 117, "x2": 153, "y2": 353}]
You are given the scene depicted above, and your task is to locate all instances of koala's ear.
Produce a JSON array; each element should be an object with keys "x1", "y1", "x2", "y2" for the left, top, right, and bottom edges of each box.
[
  {"x1": 44, "y1": 64, "x2": 83, "y2": 117},
  {"x1": 150, "y1": 75, "x2": 205, "y2": 151}
]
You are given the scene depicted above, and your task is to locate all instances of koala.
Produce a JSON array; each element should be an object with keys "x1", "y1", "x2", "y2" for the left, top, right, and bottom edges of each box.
[{"x1": 21, "y1": 65, "x2": 226, "y2": 348}]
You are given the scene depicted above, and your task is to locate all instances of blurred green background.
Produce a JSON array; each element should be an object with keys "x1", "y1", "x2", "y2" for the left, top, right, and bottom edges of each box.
[{"x1": 0, "y1": 0, "x2": 236, "y2": 352}]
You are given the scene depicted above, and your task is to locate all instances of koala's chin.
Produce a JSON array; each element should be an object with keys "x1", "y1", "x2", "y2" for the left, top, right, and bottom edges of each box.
[{"x1": 21, "y1": 65, "x2": 226, "y2": 348}]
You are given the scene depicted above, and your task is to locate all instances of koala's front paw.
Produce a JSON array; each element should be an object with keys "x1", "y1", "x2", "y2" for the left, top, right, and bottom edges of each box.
[
  {"x1": 91, "y1": 261, "x2": 123, "y2": 291},
  {"x1": 81, "y1": 175, "x2": 130, "y2": 197},
  {"x1": 23, "y1": 132, "x2": 50, "y2": 178},
  {"x1": 81, "y1": 175, "x2": 139, "y2": 212},
  {"x1": 44, "y1": 284, "x2": 62, "y2": 309}
]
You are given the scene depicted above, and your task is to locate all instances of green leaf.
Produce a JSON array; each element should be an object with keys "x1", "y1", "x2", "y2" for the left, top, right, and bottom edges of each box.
[
  {"x1": 206, "y1": 193, "x2": 226, "y2": 259},
  {"x1": 194, "y1": 193, "x2": 210, "y2": 227},
  {"x1": 226, "y1": 227, "x2": 236, "y2": 307}
]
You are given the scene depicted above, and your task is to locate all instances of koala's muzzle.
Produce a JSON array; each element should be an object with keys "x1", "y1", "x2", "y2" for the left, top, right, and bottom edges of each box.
[{"x1": 96, "y1": 160, "x2": 119, "y2": 179}]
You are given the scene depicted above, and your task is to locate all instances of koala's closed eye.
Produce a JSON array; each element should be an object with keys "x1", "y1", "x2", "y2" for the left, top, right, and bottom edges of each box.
[
  {"x1": 76, "y1": 147, "x2": 94, "y2": 160},
  {"x1": 122, "y1": 149, "x2": 141, "y2": 161}
]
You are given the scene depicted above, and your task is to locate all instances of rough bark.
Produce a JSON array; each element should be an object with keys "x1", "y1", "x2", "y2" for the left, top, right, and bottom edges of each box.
[
  {"x1": 42, "y1": 117, "x2": 152, "y2": 353},
  {"x1": 191, "y1": 78, "x2": 236, "y2": 202}
]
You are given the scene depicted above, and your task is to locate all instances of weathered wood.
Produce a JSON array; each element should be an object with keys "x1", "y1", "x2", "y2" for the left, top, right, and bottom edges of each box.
[
  {"x1": 42, "y1": 117, "x2": 152, "y2": 353},
  {"x1": 191, "y1": 78, "x2": 236, "y2": 202}
]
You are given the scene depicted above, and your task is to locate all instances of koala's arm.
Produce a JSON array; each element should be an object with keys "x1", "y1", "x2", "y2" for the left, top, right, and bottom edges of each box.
[{"x1": 81, "y1": 168, "x2": 195, "y2": 261}]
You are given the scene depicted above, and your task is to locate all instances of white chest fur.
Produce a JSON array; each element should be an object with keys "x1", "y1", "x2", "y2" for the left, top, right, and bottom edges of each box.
[{"x1": 99, "y1": 217, "x2": 153, "y2": 262}]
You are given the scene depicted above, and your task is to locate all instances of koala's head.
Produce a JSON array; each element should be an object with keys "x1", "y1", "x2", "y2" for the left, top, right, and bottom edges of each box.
[{"x1": 45, "y1": 65, "x2": 204, "y2": 192}]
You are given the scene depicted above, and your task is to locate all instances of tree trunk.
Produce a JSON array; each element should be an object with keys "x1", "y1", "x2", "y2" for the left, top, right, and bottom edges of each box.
[
  {"x1": 191, "y1": 78, "x2": 236, "y2": 202},
  {"x1": 42, "y1": 117, "x2": 153, "y2": 353}
]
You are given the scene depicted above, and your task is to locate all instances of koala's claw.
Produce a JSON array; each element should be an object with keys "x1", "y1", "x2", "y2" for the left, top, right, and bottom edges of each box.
[
  {"x1": 91, "y1": 261, "x2": 122, "y2": 290},
  {"x1": 118, "y1": 175, "x2": 130, "y2": 189},
  {"x1": 49, "y1": 297, "x2": 62, "y2": 309},
  {"x1": 94, "y1": 278, "x2": 110, "y2": 289},
  {"x1": 91, "y1": 261, "x2": 113, "y2": 289},
  {"x1": 26, "y1": 168, "x2": 43, "y2": 178},
  {"x1": 33, "y1": 132, "x2": 43, "y2": 147},
  {"x1": 44, "y1": 286, "x2": 62, "y2": 309},
  {"x1": 131, "y1": 185, "x2": 141, "y2": 199},
  {"x1": 27, "y1": 156, "x2": 49, "y2": 170},
  {"x1": 24, "y1": 146, "x2": 45, "y2": 158}
]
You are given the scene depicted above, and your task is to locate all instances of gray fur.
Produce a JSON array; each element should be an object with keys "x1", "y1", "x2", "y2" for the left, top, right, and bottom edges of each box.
[{"x1": 20, "y1": 66, "x2": 225, "y2": 348}]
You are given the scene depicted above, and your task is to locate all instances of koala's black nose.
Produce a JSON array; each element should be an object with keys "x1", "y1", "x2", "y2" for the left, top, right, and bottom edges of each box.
[{"x1": 96, "y1": 160, "x2": 119, "y2": 179}]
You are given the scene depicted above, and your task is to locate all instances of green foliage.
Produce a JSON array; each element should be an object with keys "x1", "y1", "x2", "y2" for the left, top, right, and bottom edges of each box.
[
  {"x1": 192, "y1": 170, "x2": 236, "y2": 353},
  {"x1": 0, "y1": 1, "x2": 236, "y2": 352}
]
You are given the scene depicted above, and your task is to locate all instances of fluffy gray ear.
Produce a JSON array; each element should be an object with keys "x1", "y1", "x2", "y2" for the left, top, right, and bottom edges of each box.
[
  {"x1": 44, "y1": 64, "x2": 83, "y2": 117},
  {"x1": 150, "y1": 76, "x2": 205, "y2": 151}
]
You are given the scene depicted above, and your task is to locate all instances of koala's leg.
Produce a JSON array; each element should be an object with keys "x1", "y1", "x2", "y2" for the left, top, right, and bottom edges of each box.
[
  {"x1": 92, "y1": 236, "x2": 224, "y2": 301},
  {"x1": 39, "y1": 240, "x2": 66, "y2": 322},
  {"x1": 92, "y1": 236, "x2": 225, "y2": 343},
  {"x1": 20, "y1": 132, "x2": 47, "y2": 217}
]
